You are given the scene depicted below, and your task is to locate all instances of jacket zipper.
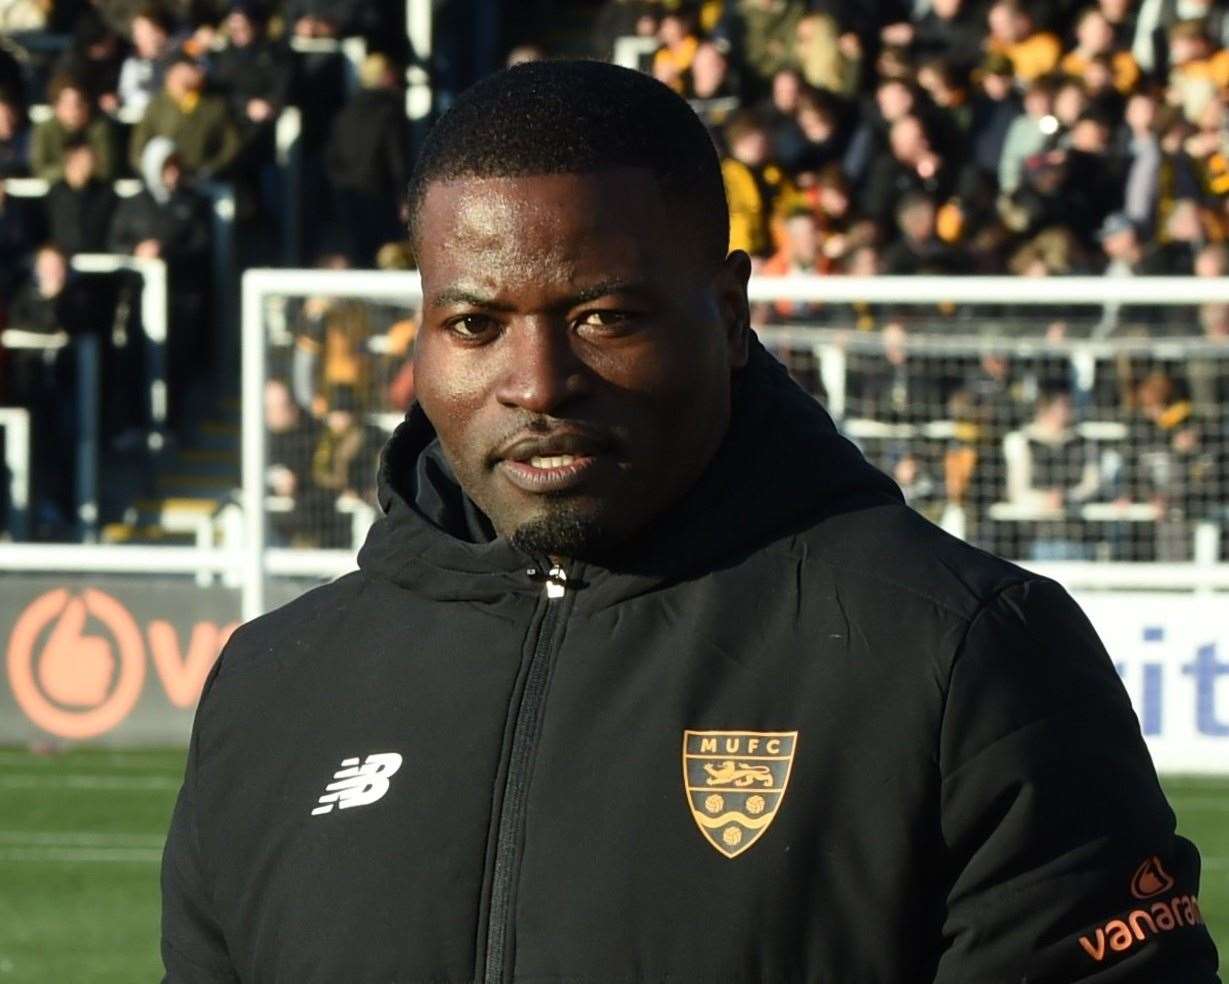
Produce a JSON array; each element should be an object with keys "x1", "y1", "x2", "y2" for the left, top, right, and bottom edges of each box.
[{"x1": 483, "y1": 564, "x2": 569, "y2": 984}]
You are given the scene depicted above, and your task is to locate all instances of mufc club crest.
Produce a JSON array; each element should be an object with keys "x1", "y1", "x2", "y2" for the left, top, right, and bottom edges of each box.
[{"x1": 683, "y1": 730, "x2": 798, "y2": 859}]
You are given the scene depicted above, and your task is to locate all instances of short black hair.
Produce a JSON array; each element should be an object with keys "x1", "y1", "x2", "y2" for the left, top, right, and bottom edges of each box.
[{"x1": 406, "y1": 59, "x2": 729, "y2": 268}]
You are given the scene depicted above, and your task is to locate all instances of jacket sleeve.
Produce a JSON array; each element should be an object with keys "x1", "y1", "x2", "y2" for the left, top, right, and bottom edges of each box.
[
  {"x1": 161, "y1": 661, "x2": 238, "y2": 984},
  {"x1": 934, "y1": 578, "x2": 1221, "y2": 983}
]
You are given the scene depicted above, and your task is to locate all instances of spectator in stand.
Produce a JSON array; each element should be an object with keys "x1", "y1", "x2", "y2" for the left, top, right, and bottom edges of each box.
[
  {"x1": 860, "y1": 114, "x2": 955, "y2": 230},
  {"x1": 792, "y1": 11, "x2": 860, "y2": 96},
  {"x1": 844, "y1": 75, "x2": 918, "y2": 182},
  {"x1": 762, "y1": 68, "x2": 803, "y2": 167},
  {"x1": 7, "y1": 243, "x2": 93, "y2": 337},
  {"x1": 652, "y1": 8, "x2": 700, "y2": 95},
  {"x1": 726, "y1": 0, "x2": 805, "y2": 98},
  {"x1": 688, "y1": 39, "x2": 735, "y2": 121},
  {"x1": 984, "y1": 0, "x2": 1062, "y2": 83},
  {"x1": 784, "y1": 87, "x2": 849, "y2": 178},
  {"x1": 964, "y1": 350, "x2": 1034, "y2": 444},
  {"x1": 968, "y1": 53, "x2": 1021, "y2": 178},
  {"x1": 46, "y1": 139, "x2": 118, "y2": 256},
  {"x1": 1123, "y1": 369, "x2": 1216, "y2": 560},
  {"x1": 129, "y1": 52, "x2": 240, "y2": 180},
  {"x1": 1051, "y1": 75, "x2": 1086, "y2": 130},
  {"x1": 1180, "y1": 94, "x2": 1229, "y2": 202},
  {"x1": 291, "y1": 252, "x2": 379, "y2": 416},
  {"x1": 1148, "y1": 197, "x2": 1206, "y2": 274},
  {"x1": 1106, "y1": 210, "x2": 1150, "y2": 272},
  {"x1": 1190, "y1": 243, "x2": 1229, "y2": 411},
  {"x1": 31, "y1": 74, "x2": 118, "y2": 184},
  {"x1": 1062, "y1": 7, "x2": 1141, "y2": 96},
  {"x1": 1194, "y1": 239, "x2": 1229, "y2": 284},
  {"x1": 5, "y1": 244, "x2": 95, "y2": 537},
  {"x1": 265, "y1": 376, "x2": 320, "y2": 545},
  {"x1": 0, "y1": 179, "x2": 34, "y2": 296},
  {"x1": 210, "y1": 3, "x2": 291, "y2": 147},
  {"x1": 109, "y1": 136, "x2": 212, "y2": 429},
  {"x1": 998, "y1": 74, "x2": 1058, "y2": 194},
  {"x1": 917, "y1": 57, "x2": 973, "y2": 136},
  {"x1": 1049, "y1": 110, "x2": 1123, "y2": 242},
  {"x1": 882, "y1": 190, "x2": 962, "y2": 273},
  {"x1": 1122, "y1": 91, "x2": 1161, "y2": 237},
  {"x1": 909, "y1": 0, "x2": 985, "y2": 70},
  {"x1": 1167, "y1": 19, "x2": 1229, "y2": 123},
  {"x1": 324, "y1": 53, "x2": 408, "y2": 268},
  {"x1": 760, "y1": 208, "x2": 827, "y2": 319},
  {"x1": 306, "y1": 382, "x2": 382, "y2": 546},
  {"x1": 846, "y1": 322, "x2": 943, "y2": 423},
  {"x1": 1003, "y1": 386, "x2": 1100, "y2": 559},
  {"x1": 117, "y1": 5, "x2": 173, "y2": 117},
  {"x1": 1008, "y1": 225, "x2": 1089, "y2": 276},
  {"x1": 284, "y1": 0, "x2": 382, "y2": 39},
  {"x1": 54, "y1": 10, "x2": 125, "y2": 115},
  {"x1": 593, "y1": 0, "x2": 660, "y2": 61},
  {"x1": 0, "y1": 88, "x2": 28, "y2": 177},
  {"x1": 720, "y1": 109, "x2": 795, "y2": 260},
  {"x1": 209, "y1": 1, "x2": 291, "y2": 231},
  {"x1": 1096, "y1": 212, "x2": 1147, "y2": 338}
]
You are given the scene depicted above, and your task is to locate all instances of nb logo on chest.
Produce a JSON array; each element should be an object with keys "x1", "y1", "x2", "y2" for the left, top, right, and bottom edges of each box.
[{"x1": 311, "y1": 752, "x2": 403, "y2": 816}]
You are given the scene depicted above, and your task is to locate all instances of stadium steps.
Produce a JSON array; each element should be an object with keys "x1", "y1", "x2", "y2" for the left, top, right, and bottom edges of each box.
[
  {"x1": 108, "y1": 399, "x2": 241, "y2": 544},
  {"x1": 103, "y1": 497, "x2": 225, "y2": 548}
]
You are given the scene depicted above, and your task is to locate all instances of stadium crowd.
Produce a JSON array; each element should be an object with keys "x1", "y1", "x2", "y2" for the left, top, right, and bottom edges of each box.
[{"x1": 0, "y1": 0, "x2": 1225, "y2": 561}]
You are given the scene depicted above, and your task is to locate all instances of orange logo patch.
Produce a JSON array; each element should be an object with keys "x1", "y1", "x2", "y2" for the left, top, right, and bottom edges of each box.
[
  {"x1": 1130, "y1": 856, "x2": 1175, "y2": 899},
  {"x1": 682, "y1": 730, "x2": 797, "y2": 859}
]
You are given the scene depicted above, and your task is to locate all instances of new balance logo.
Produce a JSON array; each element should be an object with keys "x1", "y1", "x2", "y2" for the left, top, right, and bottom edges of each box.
[{"x1": 311, "y1": 753, "x2": 403, "y2": 816}]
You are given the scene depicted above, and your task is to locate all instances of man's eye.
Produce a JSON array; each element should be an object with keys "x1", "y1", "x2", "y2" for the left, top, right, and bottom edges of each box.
[
  {"x1": 577, "y1": 310, "x2": 632, "y2": 330},
  {"x1": 447, "y1": 315, "x2": 497, "y2": 339}
]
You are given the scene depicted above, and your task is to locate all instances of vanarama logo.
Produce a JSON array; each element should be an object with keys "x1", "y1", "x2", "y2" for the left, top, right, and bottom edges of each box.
[{"x1": 1077, "y1": 857, "x2": 1203, "y2": 963}]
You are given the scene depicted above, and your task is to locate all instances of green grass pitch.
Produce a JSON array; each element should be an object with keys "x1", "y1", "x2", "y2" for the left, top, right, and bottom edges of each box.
[{"x1": 0, "y1": 748, "x2": 1224, "y2": 981}]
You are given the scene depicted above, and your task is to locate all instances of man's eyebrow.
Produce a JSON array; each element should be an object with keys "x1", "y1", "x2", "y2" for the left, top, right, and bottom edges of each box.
[
  {"x1": 428, "y1": 280, "x2": 654, "y2": 311},
  {"x1": 427, "y1": 287, "x2": 517, "y2": 311},
  {"x1": 565, "y1": 280, "x2": 653, "y2": 306}
]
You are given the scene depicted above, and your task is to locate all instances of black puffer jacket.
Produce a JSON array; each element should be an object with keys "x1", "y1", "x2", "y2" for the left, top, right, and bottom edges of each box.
[{"x1": 162, "y1": 340, "x2": 1220, "y2": 984}]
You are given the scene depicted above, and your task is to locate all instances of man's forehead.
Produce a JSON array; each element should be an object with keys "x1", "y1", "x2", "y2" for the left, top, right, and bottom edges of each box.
[
  {"x1": 417, "y1": 170, "x2": 673, "y2": 299},
  {"x1": 418, "y1": 169, "x2": 669, "y2": 239}
]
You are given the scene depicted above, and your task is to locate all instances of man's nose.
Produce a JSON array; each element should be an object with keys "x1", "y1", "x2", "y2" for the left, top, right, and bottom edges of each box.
[{"x1": 494, "y1": 318, "x2": 588, "y2": 415}]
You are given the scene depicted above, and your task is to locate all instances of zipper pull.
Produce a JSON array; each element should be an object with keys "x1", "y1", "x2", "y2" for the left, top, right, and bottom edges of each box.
[
  {"x1": 544, "y1": 565, "x2": 567, "y2": 599},
  {"x1": 527, "y1": 565, "x2": 568, "y2": 599}
]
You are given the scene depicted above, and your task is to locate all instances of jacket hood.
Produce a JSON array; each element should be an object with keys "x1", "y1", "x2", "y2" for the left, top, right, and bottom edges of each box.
[
  {"x1": 141, "y1": 136, "x2": 177, "y2": 204},
  {"x1": 357, "y1": 335, "x2": 903, "y2": 608}
]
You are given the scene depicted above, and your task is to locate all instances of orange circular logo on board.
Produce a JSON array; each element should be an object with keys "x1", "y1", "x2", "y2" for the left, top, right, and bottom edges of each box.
[{"x1": 6, "y1": 588, "x2": 146, "y2": 739}]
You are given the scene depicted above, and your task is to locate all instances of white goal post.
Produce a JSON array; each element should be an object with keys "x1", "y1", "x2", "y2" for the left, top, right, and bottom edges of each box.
[{"x1": 236, "y1": 270, "x2": 1229, "y2": 621}]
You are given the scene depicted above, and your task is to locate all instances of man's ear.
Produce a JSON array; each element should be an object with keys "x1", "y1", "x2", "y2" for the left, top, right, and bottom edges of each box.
[{"x1": 715, "y1": 249, "x2": 752, "y2": 369}]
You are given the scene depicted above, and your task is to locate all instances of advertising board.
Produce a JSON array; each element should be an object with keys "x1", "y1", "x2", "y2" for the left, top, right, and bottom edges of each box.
[{"x1": 1, "y1": 576, "x2": 1226, "y2": 773}]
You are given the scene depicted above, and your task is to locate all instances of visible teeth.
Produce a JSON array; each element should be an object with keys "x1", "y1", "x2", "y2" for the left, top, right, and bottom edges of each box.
[{"x1": 529, "y1": 455, "x2": 576, "y2": 469}]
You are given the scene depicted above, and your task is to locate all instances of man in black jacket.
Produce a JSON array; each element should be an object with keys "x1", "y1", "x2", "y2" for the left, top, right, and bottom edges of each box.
[
  {"x1": 45, "y1": 138, "x2": 117, "y2": 256},
  {"x1": 324, "y1": 52, "x2": 409, "y2": 267},
  {"x1": 162, "y1": 61, "x2": 1221, "y2": 983}
]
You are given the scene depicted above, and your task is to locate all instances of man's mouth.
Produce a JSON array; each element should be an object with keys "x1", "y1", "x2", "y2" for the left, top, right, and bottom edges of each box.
[
  {"x1": 499, "y1": 454, "x2": 597, "y2": 493},
  {"x1": 494, "y1": 432, "x2": 611, "y2": 494}
]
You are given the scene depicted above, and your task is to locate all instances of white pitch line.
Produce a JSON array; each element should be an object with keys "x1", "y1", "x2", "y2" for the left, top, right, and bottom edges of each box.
[
  {"x1": 1170, "y1": 796, "x2": 1229, "y2": 811},
  {"x1": 0, "y1": 846, "x2": 162, "y2": 863},
  {"x1": 0, "y1": 830, "x2": 165, "y2": 847},
  {"x1": 0, "y1": 774, "x2": 179, "y2": 791},
  {"x1": 0, "y1": 750, "x2": 183, "y2": 769}
]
